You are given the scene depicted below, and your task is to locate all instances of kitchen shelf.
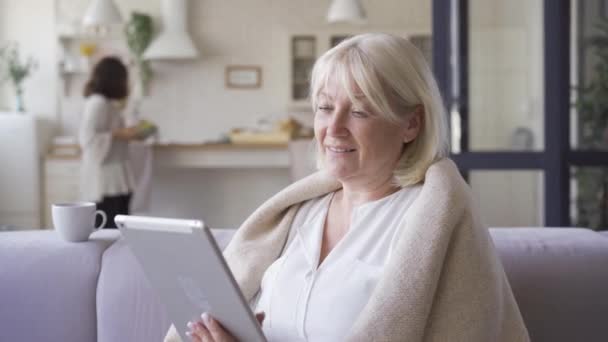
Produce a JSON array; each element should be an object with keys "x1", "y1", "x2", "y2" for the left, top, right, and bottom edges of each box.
[{"x1": 291, "y1": 36, "x2": 316, "y2": 102}]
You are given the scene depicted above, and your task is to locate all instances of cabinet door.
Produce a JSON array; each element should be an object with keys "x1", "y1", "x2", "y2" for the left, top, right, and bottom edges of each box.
[
  {"x1": 291, "y1": 36, "x2": 317, "y2": 102},
  {"x1": 0, "y1": 115, "x2": 40, "y2": 230},
  {"x1": 43, "y1": 158, "x2": 81, "y2": 229}
]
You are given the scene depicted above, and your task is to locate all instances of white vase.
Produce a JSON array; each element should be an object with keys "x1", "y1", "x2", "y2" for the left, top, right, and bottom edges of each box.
[{"x1": 15, "y1": 89, "x2": 25, "y2": 113}]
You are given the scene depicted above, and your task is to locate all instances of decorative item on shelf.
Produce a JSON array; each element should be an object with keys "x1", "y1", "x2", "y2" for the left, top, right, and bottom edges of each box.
[
  {"x1": 49, "y1": 136, "x2": 80, "y2": 157},
  {"x1": 327, "y1": 0, "x2": 366, "y2": 24},
  {"x1": 229, "y1": 130, "x2": 291, "y2": 145},
  {"x1": 228, "y1": 117, "x2": 300, "y2": 145},
  {"x1": 509, "y1": 127, "x2": 534, "y2": 151},
  {"x1": 78, "y1": 42, "x2": 97, "y2": 71},
  {"x1": 225, "y1": 65, "x2": 262, "y2": 89},
  {"x1": 124, "y1": 12, "x2": 154, "y2": 95},
  {"x1": 82, "y1": 0, "x2": 123, "y2": 34},
  {"x1": 0, "y1": 42, "x2": 38, "y2": 113},
  {"x1": 143, "y1": 0, "x2": 198, "y2": 60}
]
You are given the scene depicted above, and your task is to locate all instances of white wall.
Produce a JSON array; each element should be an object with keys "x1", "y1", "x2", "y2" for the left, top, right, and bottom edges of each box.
[
  {"x1": 1, "y1": 1, "x2": 432, "y2": 138},
  {"x1": 54, "y1": 0, "x2": 432, "y2": 142},
  {"x1": 148, "y1": 167, "x2": 291, "y2": 228}
]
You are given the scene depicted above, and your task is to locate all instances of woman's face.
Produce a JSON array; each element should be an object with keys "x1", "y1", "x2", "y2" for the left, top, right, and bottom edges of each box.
[{"x1": 314, "y1": 80, "x2": 417, "y2": 186}]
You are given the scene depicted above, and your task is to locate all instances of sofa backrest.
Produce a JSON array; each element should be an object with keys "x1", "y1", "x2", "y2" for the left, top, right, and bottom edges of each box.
[
  {"x1": 97, "y1": 228, "x2": 608, "y2": 342},
  {"x1": 0, "y1": 230, "x2": 118, "y2": 342},
  {"x1": 491, "y1": 228, "x2": 608, "y2": 342}
]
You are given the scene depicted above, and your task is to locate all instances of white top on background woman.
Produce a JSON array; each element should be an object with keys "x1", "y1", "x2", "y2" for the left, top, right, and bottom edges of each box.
[{"x1": 79, "y1": 56, "x2": 142, "y2": 228}]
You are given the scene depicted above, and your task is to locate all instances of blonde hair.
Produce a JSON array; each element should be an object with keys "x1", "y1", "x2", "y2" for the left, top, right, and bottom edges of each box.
[{"x1": 310, "y1": 33, "x2": 449, "y2": 187}]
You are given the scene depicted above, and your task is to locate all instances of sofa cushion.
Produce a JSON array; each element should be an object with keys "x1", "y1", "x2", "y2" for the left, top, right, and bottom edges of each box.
[
  {"x1": 490, "y1": 228, "x2": 608, "y2": 342},
  {"x1": 0, "y1": 230, "x2": 118, "y2": 342}
]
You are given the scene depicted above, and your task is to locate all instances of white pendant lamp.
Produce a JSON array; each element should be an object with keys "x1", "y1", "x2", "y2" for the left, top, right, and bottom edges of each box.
[
  {"x1": 143, "y1": 0, "x2": 198, "y2": 60},
  {"x1": 327, "y1": 0, "x2": 367, "y2": 24},
  {"x1": 82, "y1": 0, "x2": 123, "y2": 27}
]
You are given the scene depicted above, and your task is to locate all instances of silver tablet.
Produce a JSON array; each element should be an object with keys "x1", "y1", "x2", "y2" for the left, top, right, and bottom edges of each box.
[{"x1": 115, "y1": 215, "x2": 266, "y2": 342}]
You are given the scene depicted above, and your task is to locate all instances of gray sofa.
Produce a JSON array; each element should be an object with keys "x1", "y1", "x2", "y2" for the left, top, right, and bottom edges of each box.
[{"x1": 1, "y1": 228, "x2": 608, "y2": 342}]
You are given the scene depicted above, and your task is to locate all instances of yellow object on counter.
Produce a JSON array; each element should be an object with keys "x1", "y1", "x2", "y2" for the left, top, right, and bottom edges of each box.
[{"x1": 229, "y1": 131, "x2": 291, "y2": 145}]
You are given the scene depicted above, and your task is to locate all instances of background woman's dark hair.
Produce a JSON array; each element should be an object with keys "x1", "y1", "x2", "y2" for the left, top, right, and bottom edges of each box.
[{"x1": 83, "y1": 56, "x2": 129, "y2": 99}]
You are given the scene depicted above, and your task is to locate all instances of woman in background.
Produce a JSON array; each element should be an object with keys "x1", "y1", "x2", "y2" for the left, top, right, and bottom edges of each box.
[{"x1": 79, "y1": 56, "x2": 142, "y2": 228}]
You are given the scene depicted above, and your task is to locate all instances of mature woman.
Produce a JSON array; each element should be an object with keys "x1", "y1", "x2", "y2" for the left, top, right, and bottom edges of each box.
[
  {"x1": 79, "y1": 56, "x2": 142, "y2": 228},
  {"x1": 169, "y1": 33, "x2": 528, "y2": 341}
]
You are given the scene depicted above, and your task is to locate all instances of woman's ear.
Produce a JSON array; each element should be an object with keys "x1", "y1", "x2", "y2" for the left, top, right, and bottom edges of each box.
[{"x1": 403, "y1": 105, "x2": 423, "y2": 143}]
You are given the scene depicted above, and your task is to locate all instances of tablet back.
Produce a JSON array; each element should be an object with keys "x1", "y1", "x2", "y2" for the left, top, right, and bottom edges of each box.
[{"x1": 115, "y1": 215, "x2": 266, "y2": 342}]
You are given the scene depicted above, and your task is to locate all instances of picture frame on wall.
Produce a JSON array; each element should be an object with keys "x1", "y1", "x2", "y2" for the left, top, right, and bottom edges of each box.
[{"x1": 225, "y1": 65, "x2": 262, "y2": 89}]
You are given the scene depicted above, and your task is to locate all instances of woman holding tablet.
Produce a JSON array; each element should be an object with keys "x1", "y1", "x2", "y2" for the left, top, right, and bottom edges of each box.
[{"x1": 171, "y1": 33, "x2": 529, "y2": 342}]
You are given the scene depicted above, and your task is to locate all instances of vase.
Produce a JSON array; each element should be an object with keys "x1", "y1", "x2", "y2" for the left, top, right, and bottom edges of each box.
[{"x1": 15, "y1": 88, "x2": 25, "y2": 113}]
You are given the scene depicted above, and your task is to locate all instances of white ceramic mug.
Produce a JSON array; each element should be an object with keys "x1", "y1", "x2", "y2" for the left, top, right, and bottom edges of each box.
[{"x1": 52, "y1": 202, "x2": 107, "y2": 242}]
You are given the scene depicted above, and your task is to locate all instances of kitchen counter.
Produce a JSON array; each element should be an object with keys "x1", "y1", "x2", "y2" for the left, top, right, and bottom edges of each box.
[
  {"x1": 153, "y1": 142, "x2": 290, "y2": 168},
  {"x1": 46, "y1": 142, "x2": 291, "y2": 169},
  {"x1": 42, "y1": 141, "x2": 299, "y2": 228}
]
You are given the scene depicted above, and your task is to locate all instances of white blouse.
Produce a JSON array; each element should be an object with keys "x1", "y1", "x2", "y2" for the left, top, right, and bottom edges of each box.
[
  {"x1": 255, "y1": 185, "x2": 422, "y2": 342},
  {"x1": 79, "y1": 94, "x2": 134, "y2": 202}
]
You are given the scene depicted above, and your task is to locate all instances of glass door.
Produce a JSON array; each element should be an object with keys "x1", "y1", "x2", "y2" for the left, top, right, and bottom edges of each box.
[{"x1": 433, "y1": 0, "x2": 586, "y2": 228}]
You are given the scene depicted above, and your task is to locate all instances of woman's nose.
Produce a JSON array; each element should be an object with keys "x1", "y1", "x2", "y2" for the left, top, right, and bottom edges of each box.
[{"x1": 327, "y1": 108, "x2": 349, "y2": 136}]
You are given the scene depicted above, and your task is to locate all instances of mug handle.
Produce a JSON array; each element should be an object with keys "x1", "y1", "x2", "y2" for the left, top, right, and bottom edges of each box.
[{"x1": 94, "y1": 210, "x2": 107, "y2": 229}]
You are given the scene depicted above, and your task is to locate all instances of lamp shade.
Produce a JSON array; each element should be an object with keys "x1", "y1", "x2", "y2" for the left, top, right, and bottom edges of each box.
[
  {"x1": 327, "y1": 0, "x2": 366, "y2": 24},
  {"x1": 143, "y1": 0, "x2": 198, "y2": 60},
  {"x1": 82, "y1": 0, "x2": 123, "y2": 27}
]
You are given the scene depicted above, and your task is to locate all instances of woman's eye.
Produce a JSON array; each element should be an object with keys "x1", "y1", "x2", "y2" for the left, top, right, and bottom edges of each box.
[
  {"x1": 317, "y1": 106, "x2": 332, "y2": 113},
  {"x1": 351, "y1": 110, "x2": 369, "y2": 118}
]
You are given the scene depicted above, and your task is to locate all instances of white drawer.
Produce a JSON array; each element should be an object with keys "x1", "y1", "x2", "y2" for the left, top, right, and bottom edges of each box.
[{"x1": 44, "y1": 160, "x2": 80, "y2": 178}]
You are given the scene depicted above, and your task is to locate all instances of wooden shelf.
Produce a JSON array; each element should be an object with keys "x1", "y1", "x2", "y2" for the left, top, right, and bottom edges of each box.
[
  {"x1": 45, "y1": 142, "x2": 291, "y2": 168},
  {"x1": 153, "y1": 143, "x2": 290, "y2": 169}
]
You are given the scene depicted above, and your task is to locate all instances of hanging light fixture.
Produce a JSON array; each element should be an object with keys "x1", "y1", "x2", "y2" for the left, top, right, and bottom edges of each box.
[
  {"x1": 82, "y1": 0, "x2": 123, "y2": 27},
  {"x1": 143, "y1": 0, "x2": 198, "y2": 60},
  {"x1": 327, "y1": 0, "x2": 367, "y2": 24}
]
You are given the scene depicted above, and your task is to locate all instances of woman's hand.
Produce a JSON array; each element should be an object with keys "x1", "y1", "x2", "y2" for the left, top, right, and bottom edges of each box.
[{"x1": 186, "y1": 312, "x2": 265, "y2": 342}]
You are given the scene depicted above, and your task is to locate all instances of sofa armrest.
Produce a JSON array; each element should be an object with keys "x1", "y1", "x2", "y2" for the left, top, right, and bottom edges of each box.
[{"x1": 0, "y1": 230, "x2": 118, "y2": 342}]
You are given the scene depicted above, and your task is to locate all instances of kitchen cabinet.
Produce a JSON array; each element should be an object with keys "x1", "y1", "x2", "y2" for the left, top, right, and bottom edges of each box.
[
  {"x1": 291, "y1": 36, "x2": 317, "y2": 102},
  {"x1": 40, "y1": 143, "x2": 291, "y2": 228},
  {"x1": 42, "y1": 155, "x2": 81, "y2": 229},
  {"x1": 0, "y1": 114, "x2": 41, "y2": 230},
  {"x1": 288, "y1": 29, "x2": 431, "y2": 107}
]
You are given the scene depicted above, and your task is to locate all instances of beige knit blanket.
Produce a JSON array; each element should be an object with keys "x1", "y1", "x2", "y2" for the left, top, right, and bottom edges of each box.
[{"x1": 165, "y1": 159, "x2": 529, "y2": 341}]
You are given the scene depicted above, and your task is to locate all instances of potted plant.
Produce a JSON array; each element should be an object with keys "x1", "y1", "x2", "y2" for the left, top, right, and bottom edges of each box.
[
  {"x1": 124, "y1": 12, "x2": 154, "y2": 95},
  {"x1": 0, "y1": 42, "x2": 37, "y2": 113}
]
